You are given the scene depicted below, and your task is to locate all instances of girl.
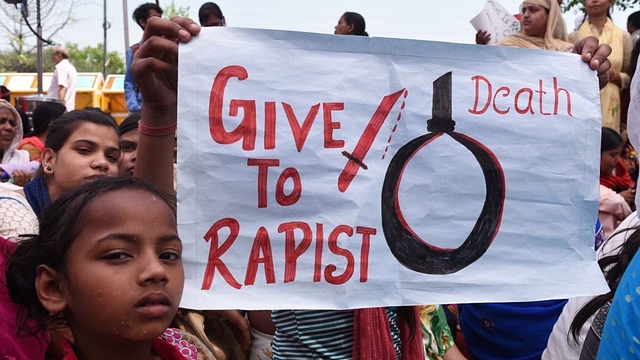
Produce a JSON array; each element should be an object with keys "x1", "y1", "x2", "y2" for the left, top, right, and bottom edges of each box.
[
  {"x1": 20, "y1": 109, "x2": 121, "y2": 219},
  {"x1": 5, "y1": 177, "x2": 213, "y2": 359},
  {"x1": 599, "y1": 127, "x2": 634, "y2": 237}
]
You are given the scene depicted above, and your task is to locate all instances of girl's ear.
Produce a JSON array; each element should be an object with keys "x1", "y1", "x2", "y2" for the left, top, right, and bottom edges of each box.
[
  {"x1": 40, "y1": 148, "x2": 56, "y2": 175},
  {"x1": 35, "y1": 264, "x2": 67, "y2": 314}
]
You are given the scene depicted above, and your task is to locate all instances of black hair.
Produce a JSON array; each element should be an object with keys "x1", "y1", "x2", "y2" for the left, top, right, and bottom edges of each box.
[
  {"x1": 570, "y1": 225, "x2": 640, "y2": 344},
  {"x1": 44, "y1": 110, "x2": 119, "y2": 152},
  {"x1": 5, "y1": 177, "x2": 175, "y2": 332},
  {"x1": 118, "y1": 113, "x2": 141, "y2": 136},
  {"x1": 601, "y1": 127, "x2": 624, "y2": 153},
  {"x1": 30, "y1": 102, "x2": 66, "y2": 137},
  {"x1": 629, "y1": 11, "x2": 640, "y2": 29},
  {"x1": 342, "y1": 12, "x2": 368, "y2": 37},
  {"x1": 199, "y1": 2, "x2": 225, "y2": 26},
  {"x1": 133, "y1": 3, "x2": 163, "y2": 29}
]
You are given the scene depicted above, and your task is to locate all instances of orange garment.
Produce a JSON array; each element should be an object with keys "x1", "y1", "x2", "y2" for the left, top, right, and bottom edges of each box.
[{"x1": 17, "y1": 136, "x2": 44, "y2": 161}]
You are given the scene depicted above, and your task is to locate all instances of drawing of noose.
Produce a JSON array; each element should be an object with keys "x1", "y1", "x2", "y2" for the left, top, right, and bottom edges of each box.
[{"x1": 381, "y1": 72, "x2": 506, "y2": 275}]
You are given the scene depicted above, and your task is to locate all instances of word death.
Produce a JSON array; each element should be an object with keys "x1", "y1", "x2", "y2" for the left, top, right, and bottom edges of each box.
[
  {"x1": 468, "y1": 75, "x2": 572, "y2": 116},
  {"x1": 201, "y1": 218, "x2": 376, "y2": 290}
]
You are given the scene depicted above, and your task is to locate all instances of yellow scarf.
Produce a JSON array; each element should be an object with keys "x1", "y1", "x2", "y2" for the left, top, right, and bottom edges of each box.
[{"x1": 576, "y1": 18, "x2": 624, "y2": 131}]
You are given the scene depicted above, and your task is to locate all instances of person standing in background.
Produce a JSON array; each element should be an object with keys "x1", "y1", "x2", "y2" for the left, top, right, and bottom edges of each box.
[
  {"x1": 47, "y1": 45, "x2": 77, "y2": 112},
  {"x1": 199, "y1": 2, "x2": 226, "y2": 27},
  {"x1": 125, "y1": 3, "x2": 163, "y2": 113}
]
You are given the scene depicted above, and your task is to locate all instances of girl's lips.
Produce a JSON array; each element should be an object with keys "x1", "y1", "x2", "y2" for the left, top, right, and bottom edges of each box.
[
  {"x1": 135, "y1": 303, "x2": 172, "y2": 317},
  {"x1": 134, "y1": 292, "x2": 172, "y2": 317}
]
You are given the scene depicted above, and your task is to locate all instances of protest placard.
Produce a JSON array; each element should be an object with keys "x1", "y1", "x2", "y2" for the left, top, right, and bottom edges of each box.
[
  {"x1": 471, "y1": 0, "x2": 521, "y2": 44},
  {"x1": 177, "y1": 28, "x2": 607, "y2": 310}
]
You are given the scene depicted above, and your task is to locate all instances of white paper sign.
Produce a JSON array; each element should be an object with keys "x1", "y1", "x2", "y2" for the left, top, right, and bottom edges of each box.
[
  {"x1": 177, "y1": 28, "x2": 608, "y2": 310},
  {"x1": 471, "y1": 0, "x2": 521, "y2": 44}
]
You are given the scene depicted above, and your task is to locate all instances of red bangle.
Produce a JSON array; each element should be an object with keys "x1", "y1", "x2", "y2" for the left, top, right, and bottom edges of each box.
[{"x1": 138, "y1": 121, "x2": 177, "y2": 137}]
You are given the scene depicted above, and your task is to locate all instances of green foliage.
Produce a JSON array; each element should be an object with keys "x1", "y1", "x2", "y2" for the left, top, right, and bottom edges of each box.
[
  {"x1": 562, "y1": 0, "x2": 637, "y2": 12},
  {"x1": 163, "y1": 0, "x2": 191, "y2": 18},
  {"x1": 0, "y1": 43, "x2": 125, "y2": 74}
]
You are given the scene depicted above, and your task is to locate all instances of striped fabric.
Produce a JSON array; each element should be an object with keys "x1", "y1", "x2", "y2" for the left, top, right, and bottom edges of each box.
[{"x1": 271, "y1": 309, "x2": 402, "y2": 359}]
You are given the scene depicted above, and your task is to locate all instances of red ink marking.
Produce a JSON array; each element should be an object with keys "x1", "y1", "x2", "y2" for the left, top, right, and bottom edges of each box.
[{"x1": 337, "y1": 89, "x2": 405, "y2": 192}]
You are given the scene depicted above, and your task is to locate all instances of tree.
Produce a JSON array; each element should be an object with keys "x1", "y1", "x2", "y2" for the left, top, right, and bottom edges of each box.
[
  {"x1": 163, "y1": 0, "x2": 191, "y2": 19},
  {"x1": 0, "y1": 43, "x2": 125, "y2": 75},
  {"x1": 0, "y1": 0, "x2": 76, "y2": 72},
  {"x1": 563, "y1": 0, "x2": 637, "y2": 12}
]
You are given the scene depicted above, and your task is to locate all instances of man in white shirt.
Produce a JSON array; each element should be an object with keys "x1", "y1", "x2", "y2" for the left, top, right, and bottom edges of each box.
[{"x1": 48, "y1": 45, "x2": 77, "y2": 112}]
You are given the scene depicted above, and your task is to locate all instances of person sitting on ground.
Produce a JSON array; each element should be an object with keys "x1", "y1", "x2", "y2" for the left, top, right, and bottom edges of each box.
[{"x1": 17, "y1": 102, "x2": 66, "y2": 161}]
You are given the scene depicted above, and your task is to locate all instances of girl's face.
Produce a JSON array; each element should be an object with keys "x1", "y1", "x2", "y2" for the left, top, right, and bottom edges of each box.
[
  {"x1": 585, "y1": 0, "x2": 613, "y2": 16},
  {"x1": 520, "y1": 2, "x2": 549, "y2": 38},
  {"x1": 54, "y1": 188, "x2": 183, "y2": 352},
  {"x1": 41, "y1": 122, "x2": 120, "y2": 199},
  {"x1": 601, "y1": 146, "x2": 622, "y2": 175},
  {"x1": 119, "y1": 129, "x2": 138, "y2": 177},
  {"x1": 0, "y1": 108, "x2": 18, "y2": 150},
  {"x1": 334, "y1": 16, "x2": 352, "y2": 35}
]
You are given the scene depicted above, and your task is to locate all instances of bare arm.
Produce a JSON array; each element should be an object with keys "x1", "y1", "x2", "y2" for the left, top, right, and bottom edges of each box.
[{"x1": 131, "y1": 16, "x2": 201, "y2": 208}]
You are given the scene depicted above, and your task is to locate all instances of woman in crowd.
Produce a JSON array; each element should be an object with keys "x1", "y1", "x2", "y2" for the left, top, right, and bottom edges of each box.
[
  {"x1": 0, "y1": 100, "x2": 30, "y2": 166},
  {"x1": 199, "y1": 2, "x2": 225, "y2": 27},
  {"x1": 18, "y1": 110, "x2": 120, "y2": 219},
  {"x1": 334, "y1": 11, "x2": 369, "y2": 36},
  {"x1": 497, "y1": 0, "x2": 573, "y2": 50},
  {"x1": 18, "y1": 101, "x2": 67, "y2": 161},
  {"x1": 597, "y1": 127, "x2": 634, "y2": 237},
  {"x1": 569, "y1": 0, "x2": 632, "y2": 132}
]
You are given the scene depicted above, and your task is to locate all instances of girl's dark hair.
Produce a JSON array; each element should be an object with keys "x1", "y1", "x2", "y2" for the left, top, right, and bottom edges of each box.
[
  {"x1": 342, "y1": 12, "x2": 369, "y2": 37},
  {"x1": 44, "y1": 109, "x2": 119, "y2": 152},
  {"x1": 30, "y1": 102, "x2": 67, "y2": 137},
  {"x1": 5, "y1": 177, "x2": 175, "y2": 332},
  {"x1": 118, "y1": 113, "x2": 141, "y2": 136},
  {"x1": 601, "y1": 127, "x2": 623, "y2": 153},
  {"x1": 569, "y1": 225, "x2": 640, "y2": 343}
]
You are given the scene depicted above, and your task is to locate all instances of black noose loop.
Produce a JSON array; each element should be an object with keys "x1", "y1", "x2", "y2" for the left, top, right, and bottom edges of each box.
[{"x1": 381, "y1": 72, "x2": 506, "y2": 275}]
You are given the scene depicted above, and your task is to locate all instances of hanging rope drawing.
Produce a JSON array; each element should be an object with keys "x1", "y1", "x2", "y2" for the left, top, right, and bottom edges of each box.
[{"x1": 381, "y1": 72, "x2": 506, "y2": 275}]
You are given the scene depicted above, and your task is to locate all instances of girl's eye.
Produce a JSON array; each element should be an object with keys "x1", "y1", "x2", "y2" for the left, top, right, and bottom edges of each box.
[
  {"x1": 160, "y1": 252, "x2": 181, "y2": 261},
  {"x1": 77, "y1": 147, "x2": 91, "y2": 154},
  {"x1": 107, "y1": 154, "x2": 119, "y2": 163},
  {"x1": 103, "y1": 252, "x2": 130, "y2": 260}
]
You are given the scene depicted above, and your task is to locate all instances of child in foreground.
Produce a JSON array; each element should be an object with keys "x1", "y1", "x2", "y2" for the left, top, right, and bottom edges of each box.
[{"x1": 4, "y1": 177, "x2": 213, "y2": 359}]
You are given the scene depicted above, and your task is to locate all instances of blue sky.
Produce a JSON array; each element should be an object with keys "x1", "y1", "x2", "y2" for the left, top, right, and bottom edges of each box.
[{"x1": 3, "y1": 0, "x2": 638, "y2": 55}]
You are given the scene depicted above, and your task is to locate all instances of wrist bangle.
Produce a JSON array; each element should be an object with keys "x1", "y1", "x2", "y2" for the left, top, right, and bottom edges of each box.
[{"x1": 138, "y1": 121, "x2": 177, "y2": 137}]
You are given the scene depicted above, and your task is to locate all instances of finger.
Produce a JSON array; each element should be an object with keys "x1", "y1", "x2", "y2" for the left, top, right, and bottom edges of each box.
[
  {"x1": 142, "y1": 16, "x2": 200, "y2": 44},
  {"x1": 591, "y1": 44, "x2": 612, "y2": 71}
]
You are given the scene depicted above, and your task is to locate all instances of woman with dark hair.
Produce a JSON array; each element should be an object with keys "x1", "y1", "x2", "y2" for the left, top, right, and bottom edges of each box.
[
  {"x1": 18, "y1": 110, "x2": 120, "y2": 219},
  {"x1": 17, "y1": 102, "x2": 66, "y2": 161},
  {"x1": 198, "y1": 2, "x2": 225, "y2": 27},
  {"x1": 334, "y1": 11, "x2": 369, "y2": 37}
]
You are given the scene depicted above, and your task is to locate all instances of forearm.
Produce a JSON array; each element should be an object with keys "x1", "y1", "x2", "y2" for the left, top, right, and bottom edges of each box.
[{"x1": 58, "y1": 86, "x2": 67, "y2": 100}]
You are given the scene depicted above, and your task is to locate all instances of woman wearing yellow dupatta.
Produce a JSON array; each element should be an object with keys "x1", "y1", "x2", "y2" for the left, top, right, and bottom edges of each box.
[
  {"x1": 497, "y1": 0, "x2": 574, "y2": 51},
  {"x1": 569, "y1": 0, "x2": 632, "y2": 132}
]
